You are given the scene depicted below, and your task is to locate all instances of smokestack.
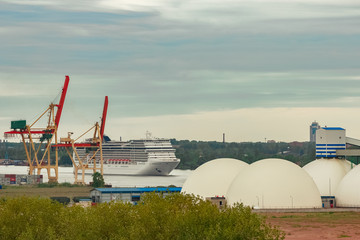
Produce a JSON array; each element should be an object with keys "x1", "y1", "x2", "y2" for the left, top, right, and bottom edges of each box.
[{"x1": 223, "y1": 133, "x2": 225, "y2": 143}]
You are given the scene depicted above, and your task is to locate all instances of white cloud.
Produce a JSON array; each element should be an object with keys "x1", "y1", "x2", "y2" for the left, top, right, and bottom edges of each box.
[{"x1": 3, "y1": 0, "x2": 360, "y2": 24}]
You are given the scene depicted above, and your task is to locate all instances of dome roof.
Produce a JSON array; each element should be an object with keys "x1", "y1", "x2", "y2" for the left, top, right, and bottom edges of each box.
[
  {"x1": 303, "y1": 158, "x2": 353, "y2": 196},
  {"x1": 336, "y1": 164, "x2": 360, "y2": 207},
  {"x1": 226, "y1": 158, "x2": 322, "y2": 209},
  {"x1": 181, "y1": 158, "x2": 248, "y2": 199}
]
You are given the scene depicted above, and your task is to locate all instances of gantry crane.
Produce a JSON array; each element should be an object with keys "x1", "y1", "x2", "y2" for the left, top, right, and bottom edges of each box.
[
  {"x1": 53, "y1": 96, "x2": 108, "y2": 185},
  {"x1": 4, "y1": 76, "x2": 70, "y2": 182}
]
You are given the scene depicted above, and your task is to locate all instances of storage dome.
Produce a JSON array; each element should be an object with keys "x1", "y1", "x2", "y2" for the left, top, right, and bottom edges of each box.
[
  {"x1": 226, "y1": 158, "x2": 322, "y2": 209},
  {"x1": 303, "y1": 158, "x2": 353, "y2": 196},
  {"x1": 181, "y1": 158, "x2": 248, "y2": 199},
  {"x1": 335, "y1": 164, "x2": 360, "y2": 207}
]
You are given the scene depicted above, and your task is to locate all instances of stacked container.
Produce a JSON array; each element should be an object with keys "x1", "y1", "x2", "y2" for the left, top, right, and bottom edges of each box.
[{"x1": 0, "y1": 174, "x2": 43, "y2": 185}]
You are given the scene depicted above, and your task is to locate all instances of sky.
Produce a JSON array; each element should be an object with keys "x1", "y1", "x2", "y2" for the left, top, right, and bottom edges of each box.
[{"x1": 1, "y1": 0, "x2": 360, "y2": 143}]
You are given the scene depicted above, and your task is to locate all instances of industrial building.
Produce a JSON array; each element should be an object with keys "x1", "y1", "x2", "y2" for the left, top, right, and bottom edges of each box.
[
  {"x1": 90, "y1": 187, "x2": 182, "y2": 204},
  {"x1": 226, "y1": 159, "x2": 322, "y2": 209},
  {"x1": 181, "y1": 126, "x2": 360, "y2": 209},
  {"x1": 303, "y1": 158, "x2": 352, "y2": 196},
  {"x1": 315, "y1": 127, "x2": 346, "y2": 158},
  {"x1": 335, "y1": 164, "x2": 360, "y2": 207},
  {"x1": 182, "y1": 158, "x2": 322, "y2": 209},
  {"x1": 181, "y1": 158, "x2": 248, "y2": 200},
  {"x1": 310, "y1": 121, "x2": 321, "y2": 142},
  {"x1": 305, "y1": 126, "x2": 360, "y2": 207}
]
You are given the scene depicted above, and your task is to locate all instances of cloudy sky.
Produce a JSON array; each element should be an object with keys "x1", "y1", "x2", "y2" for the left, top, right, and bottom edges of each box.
[{"x1": 1, "y1": 0, "x2": 360, "y2": 142}]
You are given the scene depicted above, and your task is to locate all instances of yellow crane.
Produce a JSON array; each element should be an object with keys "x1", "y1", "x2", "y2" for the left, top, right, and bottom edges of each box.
[
  {"x1": 4, "y1": 76, "x2": 70, "y2": 183},
  {"x1": 53, "y1": 96, "x2": 108, "y2": 185}
]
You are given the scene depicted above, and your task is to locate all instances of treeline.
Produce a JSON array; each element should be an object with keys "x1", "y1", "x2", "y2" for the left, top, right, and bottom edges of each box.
[
  {"x1": 172, "y1": 140, "x2": 316, "y2": 169},
  {"x1": 0, "y1": 141, "x2": 72, "y2": 166},
  {"x1": 2, "y1": 140, "x2": 318, "y2": 169},
  {"x1": 0, "y1": 194, "x2": 284, "y2": 240}
]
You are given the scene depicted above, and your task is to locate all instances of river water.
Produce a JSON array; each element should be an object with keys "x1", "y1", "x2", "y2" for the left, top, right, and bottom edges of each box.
[{"x1": 0, "y1": 165, "x2": 193, "y2": 187}]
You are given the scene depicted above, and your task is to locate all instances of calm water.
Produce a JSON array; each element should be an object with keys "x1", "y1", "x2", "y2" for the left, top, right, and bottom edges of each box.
[{"x1": 0, "y1": 166, "x2": 193, "y2": 187}]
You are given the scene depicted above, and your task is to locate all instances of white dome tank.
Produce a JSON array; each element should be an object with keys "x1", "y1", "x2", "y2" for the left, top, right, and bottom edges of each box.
[
  {"x1": 303, "y1": 158, "x2": 353, "y2": 196},
  {"x1": 336, "y1": 164, "x2": 360, "y2": 207},
  {"x1": 181, "y1": 158, "x2": 248, "y2": 199},
  {"x1": 226, "y1": 158, "x2": 322, "y2": 209}
]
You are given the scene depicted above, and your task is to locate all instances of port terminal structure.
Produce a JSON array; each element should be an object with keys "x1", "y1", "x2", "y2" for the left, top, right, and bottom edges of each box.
[
  {"x1": 315, "y1": 127, "x2": 360, "y2": 158},
  {"x1": 4, "y1": 76, "x2": 70, "y2": 183},
  {"x1": 52, "y1": 96, "x2": 108, "y2": 185},
  {"x1": 4, "y1": 76, "x2": 108, "y2": 185}
]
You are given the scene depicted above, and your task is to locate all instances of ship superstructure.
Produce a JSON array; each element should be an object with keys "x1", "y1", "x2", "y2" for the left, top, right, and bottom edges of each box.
[{"x1": 75, "y1": 136, "x2": 180, "y2": 176}]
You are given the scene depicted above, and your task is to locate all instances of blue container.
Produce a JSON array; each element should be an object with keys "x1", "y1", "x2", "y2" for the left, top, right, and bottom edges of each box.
[{"x1": 0, "y1": 185, "x2": 2, "y2": 189}]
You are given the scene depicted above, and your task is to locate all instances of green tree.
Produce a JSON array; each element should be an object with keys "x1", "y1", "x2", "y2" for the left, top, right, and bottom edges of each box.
[
  {"x1": 59, "y1": 155, "x2": 72, "y2": 166},
  {"x1": 92, "y1": 172, "x2": 105, "y2": 188},
  {"x1": 0, "y1": 195, "x2": 284, "y2": 240}
]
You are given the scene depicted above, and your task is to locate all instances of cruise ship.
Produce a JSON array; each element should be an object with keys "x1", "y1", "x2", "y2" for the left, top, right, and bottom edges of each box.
[{"x1": 75, "y1": 135, "x2": 180, "y2": 176}]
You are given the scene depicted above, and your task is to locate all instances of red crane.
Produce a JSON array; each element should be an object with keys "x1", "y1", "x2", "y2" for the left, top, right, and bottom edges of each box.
[
  {"x1": 4, "y1": 76, "x2": 70, "y2": 183},
  {"x1": 53, "y1": 96, "x2": 109, "y2": 185}
]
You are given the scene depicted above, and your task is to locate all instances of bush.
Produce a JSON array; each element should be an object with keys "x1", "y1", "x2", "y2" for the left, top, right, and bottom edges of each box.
[
  {"x1": 37, "y1": 182, "x2": 58, "y2": 188},
  {"x1": 0, "y1": 194, "x2": 284, "y2": 240},
  {"x1": 50, "y1": 197, "x2": 71, "y2": 205},
  {"x1": 91, "y1": 172, "x2": 105, "y2": 188}
]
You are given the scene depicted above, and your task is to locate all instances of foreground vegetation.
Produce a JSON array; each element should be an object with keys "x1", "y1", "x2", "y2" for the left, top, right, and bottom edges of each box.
[{"x1": 0, "y1": 194, "x2": 284, "y2": 240}]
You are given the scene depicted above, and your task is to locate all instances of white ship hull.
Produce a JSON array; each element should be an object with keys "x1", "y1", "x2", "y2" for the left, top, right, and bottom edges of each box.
[
  {"x1": 74, "y1": 137, "x2": 181, "y2": 176},
  {"x1": 87, "y1": 159, "x2": 180, "y2": 176}
]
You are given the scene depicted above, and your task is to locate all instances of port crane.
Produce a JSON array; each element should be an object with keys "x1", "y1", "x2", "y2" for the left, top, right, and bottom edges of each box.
[
  {"x1": 53, "y1": 96, "x2": 108, "y2": 185},
  {"x1": 4, "y1": 76, "x2": 70, "y2": 182}
]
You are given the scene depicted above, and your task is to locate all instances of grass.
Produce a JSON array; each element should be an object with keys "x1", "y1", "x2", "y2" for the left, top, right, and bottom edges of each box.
[
  {"x1": 37, "y1": 182, "x2": 84, "y2": 188},
  {"x1": 303, "y1": 212, "x2": 360, "y2": 223},
  {"x1": 0, "y1": 184, "x2": 93, "y2": 199},
  {"x1": 338, "y1": 234, "x2": 351, "y2": 238},
  {"x1": 279, "y1": 215, "x2": 299, "y2": 219}
]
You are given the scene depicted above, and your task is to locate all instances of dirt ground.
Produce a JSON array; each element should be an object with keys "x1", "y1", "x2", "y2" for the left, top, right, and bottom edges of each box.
[
  {"x1": 0, "y1": 185, "x2": 93, "y2": 199},
  {"x1": 262, "y1": 212, "x2": 360, "y2": 239}
]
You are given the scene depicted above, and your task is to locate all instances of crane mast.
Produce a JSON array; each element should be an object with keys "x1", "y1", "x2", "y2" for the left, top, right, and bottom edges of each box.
[
  {"x1": 53, "y1": 96, "x2": 108, "y2": 185},
  {"x1": 4, "y1": 76, "x2": 70, "y2": 183}
]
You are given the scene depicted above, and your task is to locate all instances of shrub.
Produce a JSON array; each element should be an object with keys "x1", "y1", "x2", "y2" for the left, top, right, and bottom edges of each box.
[{"x1": 0, "y1": 194, "x2": 284, "y2": 240}]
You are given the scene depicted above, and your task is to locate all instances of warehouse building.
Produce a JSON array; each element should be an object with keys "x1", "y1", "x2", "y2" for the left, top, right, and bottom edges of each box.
[{"x1": 90, "y1": 187, "x2": 182, "y2": 204}]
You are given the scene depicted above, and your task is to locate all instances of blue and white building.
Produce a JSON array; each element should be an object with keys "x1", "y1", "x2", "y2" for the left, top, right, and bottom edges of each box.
[
  {"x1": 310, "y1": 121, "x2": 321, "y2": 142},
  {"x1": 316, "y1": 127, "x2": 346, "y2": 158}
]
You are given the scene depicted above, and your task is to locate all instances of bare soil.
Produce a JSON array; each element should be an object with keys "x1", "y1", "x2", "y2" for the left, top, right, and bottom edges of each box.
[
  {"x1": 262, "y1": 212, "x2": 360, "y2": 239},
  {"x1": 0, "y1": 185, "x2": 93, "y2": 199}
]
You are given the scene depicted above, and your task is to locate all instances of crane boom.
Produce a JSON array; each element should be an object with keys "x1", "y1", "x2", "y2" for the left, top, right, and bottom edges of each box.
[
  {"x1": 54, "y1": 75, "x2": 70, "y2": 128},
  {"x1": 100, "y1": 96, "x2": 108, "y2": 140},
  {"x1": 3, "y1": 75, "x2": 71, "y2": 183}
]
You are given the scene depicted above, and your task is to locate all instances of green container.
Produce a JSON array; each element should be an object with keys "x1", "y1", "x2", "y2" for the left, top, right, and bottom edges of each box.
[
  {"x1": 40, "y1": 134, "x2": 53, "y2": 142},
  {"x1": 11, "y1": 120, "x2": 26, "y2": 130}
]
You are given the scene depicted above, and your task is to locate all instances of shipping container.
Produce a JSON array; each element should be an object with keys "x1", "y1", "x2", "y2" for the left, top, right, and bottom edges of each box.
[{"x1": 11, "y1": 120, "x2": 26, "y2": 130}]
